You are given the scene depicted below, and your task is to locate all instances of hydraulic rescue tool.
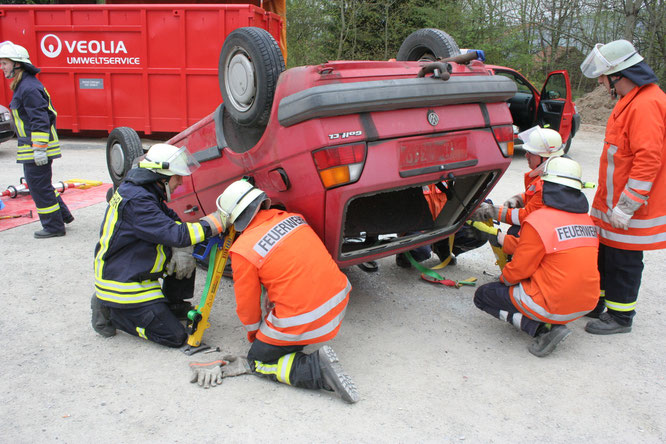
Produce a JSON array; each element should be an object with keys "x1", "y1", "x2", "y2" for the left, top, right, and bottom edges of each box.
[
  {"x1": 182, "y1": 226, "x2": 237, "y2": 355},
  {"x1": 468, "y1": 220, "x2": 508, "y2": 270},
  {"x1": 1, "y1": 178, "x2": 103, "y2": 198}
]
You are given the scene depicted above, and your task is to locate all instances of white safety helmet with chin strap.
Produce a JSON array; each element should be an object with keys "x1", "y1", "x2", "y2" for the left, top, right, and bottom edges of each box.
[
  {"x1": 541, "y1": 157, "x2": 584, "y2": 190},
  {"x1": 0, "y1": 41, "x2": 32, "y2": 79},
  {"x1": 580, "y1": 39, "x2": 643, "y2": 79},
  {"x1": 518, "y1": 126, "x2": 565, "y2": 158},
  {"x1": 216, "y1": 179, "x2": 271, "y2": 232},
  {"x1": 139, "y1": 143, "x2": 200, "y2": 177}
]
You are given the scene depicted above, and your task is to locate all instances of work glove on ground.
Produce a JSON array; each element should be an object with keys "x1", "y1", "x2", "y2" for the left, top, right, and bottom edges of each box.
[
  {"x1": 189, "y1": 358, "x2": 226, "y2": 389},
  {"x1": 610, "y1": 188, "x2": 647, "y2": 230},
  {"x1": 33, "y1": 147, "x2": 48, "y2": 166},
  {"x1": 503, "y1": 194, "x2": 524, "y2": 208},
  {"x1": 166, "y1": 245, "x2": 196, "y2": 279},
  {"x1": 468, "y1": 221, "x2": 504, "y2": 247},
  {"x1": 221, "y1": 355, "x2": 252, "y2": 378},
  {"x1": 470, "y1": 202, "x2": 499, "y2": 221},
  {"x1": 200, "y1": 211, "x2": 225, "y2": 236}
]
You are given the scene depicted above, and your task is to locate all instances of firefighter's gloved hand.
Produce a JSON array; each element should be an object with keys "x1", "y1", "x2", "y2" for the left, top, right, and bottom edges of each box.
[
  {"x1": 617, "y1": 188, "x2": 646, "y2": 215},
  {"x1": 189, "y1": 358, "x2": 227, "y2": 389},
  {"x1": 470, "y1": 203, "x2": 498, "y2": 221},
  {"x1": 610, "y1": 206, "x2": 632, "y2": 230},
  {"x1": 503, "y1": 194, "x2": 524, "y2": 208},
  {"x1": 221, "y1": 355, "x2": 252, "y2": 378},
  {"x1": 200, "y1": 212, "x2": 225, "y2": 236},
  {"x1": 33, "y1": 148, "x2": 48, "y2": 166},
  {"x1": 167, "y1": 246, "x2": 196, "y2": 279}
]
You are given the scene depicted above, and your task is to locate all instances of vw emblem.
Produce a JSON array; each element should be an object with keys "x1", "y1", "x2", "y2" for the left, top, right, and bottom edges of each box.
[
  {"x1": 427, "y1": 110, "x2": 439, "y2": 126},
  {"x1": 41, "y1": 34, "x2": 62, "y2": 58}
]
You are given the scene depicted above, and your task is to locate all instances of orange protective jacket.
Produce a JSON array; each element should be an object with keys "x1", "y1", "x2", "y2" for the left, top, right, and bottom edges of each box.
[
  {"x1": 500, "y1": 172, "x2": 546, "y2": 252},
  {"x1": 590, "y1": 83, "x2": 666, "y2": 251},
  {"x1": 230, "y1": 209, "x2": 350, "y2": 346},
  {"x1": 500, "y1": 207, "x2": 600, "y2": 324}
]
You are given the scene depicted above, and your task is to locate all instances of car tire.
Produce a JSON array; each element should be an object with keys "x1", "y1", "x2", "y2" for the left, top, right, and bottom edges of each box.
[
  {"x1": 219, "y1": 27, "x2": 285, "y2": 128},
  {"x1": 396, "y1": 28, "x2": 461, "y2": 62},
  {"x1": 106, "y1": 127, "x2": 143, "y2": 188}
]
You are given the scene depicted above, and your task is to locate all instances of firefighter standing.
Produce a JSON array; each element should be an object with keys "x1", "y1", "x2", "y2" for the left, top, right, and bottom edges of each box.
[
  {"x1": 0, "y1": 41, "x2": 73, "y2": 238},
  {"x1": 92, "y1": 143, "x2": 225, "y2": 347},
  {"x1": 580, "y1": 39, "x2": 666, "y2": 334},
  {"x1": 188, "y1": 180, "x2": 359, "y2": 403},
  {"x1": 473, "y1": 158, "x2": 600, "y2": 357}
]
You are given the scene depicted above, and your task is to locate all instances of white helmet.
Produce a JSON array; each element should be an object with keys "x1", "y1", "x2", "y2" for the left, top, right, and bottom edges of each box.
[
  {"x1": 139, "y1": 143, "x2": 200, "y2": 176},
  {"x1": 541, "y1": 157, "x2": 583, "y2": 190},
  {"x1": 580, "y1": 39, "x2": 643, "y2": 78},
  {"x1": 0, "y1": 41, "x2": 31, "y2": 64},
  {"x1": 518, "y1": 126, "x2": 564, "y2": 157},
  {"x1": 216, "y1": 179, "x2": 271, "y2": 231}
]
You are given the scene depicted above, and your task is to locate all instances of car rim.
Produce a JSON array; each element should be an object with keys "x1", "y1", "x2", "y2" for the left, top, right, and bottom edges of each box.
[
  {"x1": 225, "y1": 47, "x2": 256, "y2": 113},
  {"x1": 109, "y1": 141, "x2": 125, "y2": 177}
]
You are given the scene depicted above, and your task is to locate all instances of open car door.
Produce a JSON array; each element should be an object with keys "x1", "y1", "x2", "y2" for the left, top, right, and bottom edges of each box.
[{"x1": 537, "y1": 70, "x2": 576, "y2": 146}]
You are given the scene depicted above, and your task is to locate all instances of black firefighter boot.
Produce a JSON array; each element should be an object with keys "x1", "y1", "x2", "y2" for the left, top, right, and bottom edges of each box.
[
  {"x1": 528, "y1": 324, "x2": 571, "y2": 357},
  {"x1": 91, "y1": 294, "x2": 116, "y2": 337},
  {"x1": 318, "y1": 345, "x2": 360, "y2": 403}
]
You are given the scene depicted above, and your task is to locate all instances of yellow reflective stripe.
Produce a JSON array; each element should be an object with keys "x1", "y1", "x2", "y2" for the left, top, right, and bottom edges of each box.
[
  {"x1": 94, "y1": 192, "x2": 122, "y2": 281},
  {"x1": 95, "y1": 280, "x2": 163, "y2": 304},
  {"x1": 276, "y1": 353, "x2": 296, "y2": 385},
  {"x1": 12, "y1": 109, "x2": 25, "y2": 136},
  {"x1": 600, "y1": 290, "x2": 605, "y2": 298},
  {"x1": 44, "y1": 88, "x2": 58, "y2": 117},
  {"x1": 36, "y1": 202, "x2": 60, "y2": 214},
  {"x1": 31, "y1": 131, "x2": 49, "y2": 143},
  {"x1": 136, "y1": 327, "x2": 147, "y2": 339},
  {"x1": 150, "y1": 244, "x2": 167, "y2": 273},
  {"x1": 604, "y1": 299, "x2": 636, "y2": 312},
  {"x1": 49, "y1": 125, "x2": 59, "y2": 145},
  {"x1": 254, "y1": 361, "x2": 279, "y2": 377},
  {"x1": 187, "y1": 222, "x2": 206, "y2": 244}
]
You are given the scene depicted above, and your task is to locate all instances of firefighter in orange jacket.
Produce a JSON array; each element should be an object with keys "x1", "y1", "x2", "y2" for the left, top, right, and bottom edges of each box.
[
  {"x1": 472, "y1": 157, "x2": 600, "y2": 357},
  {"x1": 471, "y1": 126, "x2": 565, "y2": 242},
  {"x1": 580, "y1": 39, "x2": 666, "y2": 334},
  {"x1": 187, "y1": 179, "x2": 359, "y2": 403}
]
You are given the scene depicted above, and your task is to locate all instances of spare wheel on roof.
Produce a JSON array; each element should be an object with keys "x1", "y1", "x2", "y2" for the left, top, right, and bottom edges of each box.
[
  {"x1": 397, "y1": 28, "x2": 461, "y2": 62},
  {"x1": 219, "y1": 27, "x2": 285, "y2": 128}
]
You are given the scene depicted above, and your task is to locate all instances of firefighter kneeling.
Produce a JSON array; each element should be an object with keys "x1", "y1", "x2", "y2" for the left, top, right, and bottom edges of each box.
[
  {"x1": 188, "y1": 180, "x2": 359, "y2": 403},
  {"x1": 472, "y1": 157, "x2": 600, "y2": 357}
]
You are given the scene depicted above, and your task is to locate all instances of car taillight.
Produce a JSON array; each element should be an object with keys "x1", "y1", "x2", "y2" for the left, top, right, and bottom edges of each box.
[
  {"x1": 492, "y1": 125, "x2": 514, "y2": 157},
  {"x1": 313, "y1": 143, "x2": 366, "y2": 189}
]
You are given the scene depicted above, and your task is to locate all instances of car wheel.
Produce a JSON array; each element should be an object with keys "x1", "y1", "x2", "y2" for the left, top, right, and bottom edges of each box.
[
  {"x1": 564, "y1": 135, "x2": 572, "y2": 154},
  {"x1": 106, "y1": 127, "x2": 143, "y2": 188},
  {"x1": 219, "y1": 27, "x2": 285, "y2": 128},
  {"x1": 396, "y1": 28, "x2": 461, "y2": 62}
]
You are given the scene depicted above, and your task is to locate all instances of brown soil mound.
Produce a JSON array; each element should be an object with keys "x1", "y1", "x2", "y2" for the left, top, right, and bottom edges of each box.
[{"x1": 575, "y1": 85, "x2": 615, "y2": 126}]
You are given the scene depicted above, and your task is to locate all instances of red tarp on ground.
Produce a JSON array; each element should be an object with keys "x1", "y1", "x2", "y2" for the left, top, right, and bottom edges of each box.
[{"x1": 0, "y1": 183, "x2": 111, "y2": 232}]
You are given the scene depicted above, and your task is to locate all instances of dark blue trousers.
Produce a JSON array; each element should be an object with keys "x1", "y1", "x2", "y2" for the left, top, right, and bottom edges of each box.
[
  {"x1": 474, "y1": 281, "x2": 543, "y2": 337},
  {"x1": 23, "y1": 161, "x2": 72, "y2": 233},
  {"x1": 598, "y1": 243, "x2": 643, "y2": 326},
  {"x1": 247, "y1": 338, "x2": 325, "y2": 390}
]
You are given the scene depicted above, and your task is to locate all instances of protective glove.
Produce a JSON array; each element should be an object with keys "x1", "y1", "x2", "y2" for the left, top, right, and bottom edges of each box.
[
  {"x1": 189, "y1": 358, "x2": 226, "y2": 389},
  {"x1": 610, "y1": 206, "x2": 632, "y2": 230},
  {"x1": 33, "y1": 147, "x2": 48, "y2": 166},
  {"x1": 468, "y1": 221, "x2": 503, "y2": 247},
  {"x1": 503, "y1": 194, "x2": 524, "y2": 209},
  {"x1": 200, "y1": 211, "x2": 225, "y2": 236},
  {"x1": 166, "y1": 245, "x2": 196, "y2": 279},
  {"x1": 220, "y1": 355, "x2": 252, "y2": 378},
  {"x1": 470, "y1": 202, "x2": 498, "y2": 221}
]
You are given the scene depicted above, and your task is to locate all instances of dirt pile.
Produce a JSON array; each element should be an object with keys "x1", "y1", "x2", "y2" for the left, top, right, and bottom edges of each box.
[{"x1": 575, "y1": 85, "x2": 615, "y2": 126}]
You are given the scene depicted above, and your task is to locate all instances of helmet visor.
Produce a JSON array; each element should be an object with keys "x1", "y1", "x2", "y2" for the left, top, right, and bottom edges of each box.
[
  {"x1": 166, "y1": 146, "x2": 200, "y2": 176},
  {"x1": 580, "y1": 43, "x2": 638, "y2": 78}
]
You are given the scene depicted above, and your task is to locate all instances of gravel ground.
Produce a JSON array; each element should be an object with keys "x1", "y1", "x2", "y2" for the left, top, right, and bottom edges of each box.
[{"x1": 0, "y1": 127, "x2": 664, "y2": 443}]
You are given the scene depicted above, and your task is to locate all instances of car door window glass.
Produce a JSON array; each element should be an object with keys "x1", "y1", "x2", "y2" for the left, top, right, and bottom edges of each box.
[{"x1": 543, "y1": 73, "x2": 567, "y2": 100}]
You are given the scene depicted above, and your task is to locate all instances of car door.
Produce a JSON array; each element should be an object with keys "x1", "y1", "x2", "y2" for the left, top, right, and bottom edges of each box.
[
  {"x1": 536, "y1": 70, "x2": 575, "y2": 143},
  {"x1": 492, "y1": 69, "x2": 538, "y2": 133}
]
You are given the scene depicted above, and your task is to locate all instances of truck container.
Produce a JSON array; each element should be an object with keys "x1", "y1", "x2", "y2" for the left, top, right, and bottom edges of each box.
[{"x1": 0, "y1": 3, "x2": 282, "y2": 134}]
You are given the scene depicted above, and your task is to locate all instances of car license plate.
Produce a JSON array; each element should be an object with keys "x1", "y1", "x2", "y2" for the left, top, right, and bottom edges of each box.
[{"x1": 399, "y1": 135, "x2": 468, "y2": 171}]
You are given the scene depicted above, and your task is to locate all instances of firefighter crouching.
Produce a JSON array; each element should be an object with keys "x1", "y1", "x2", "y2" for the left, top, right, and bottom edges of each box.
[
  {"x1": 472, "y1": 157, "x2": 600, "y2": 357},
  {"x1": 188, "y1": 179, "x2": 359, "y2": 404},
  {"x1": 91, "y1": 144, "x2": 226, "y2": 347}
]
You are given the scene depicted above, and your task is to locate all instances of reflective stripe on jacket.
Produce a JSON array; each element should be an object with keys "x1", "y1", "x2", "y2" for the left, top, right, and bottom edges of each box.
[
  {"x1": 591, "y1": 83, "x2": 666, "y2": 250},
  {"x1": 94, "y1": 173, "x2": 207, "y2": 308},
  {"x1": 230, "y1": 209, "x2": 351, "y2": 346},
  {"x1": 9, "y1": 74, "x2": 60, "y2": 164},
  {"x1": 501, "y1": 207, "x2": 600, "y2": 324},
  {"x1": 497, "y1": 172, "x2": 545, "y2": 226}
]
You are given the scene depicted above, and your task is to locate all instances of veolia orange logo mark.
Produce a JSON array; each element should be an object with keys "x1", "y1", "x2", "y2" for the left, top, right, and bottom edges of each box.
[{"x1": 40, "y1": 33, "x2": 139, "y2": 65}]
